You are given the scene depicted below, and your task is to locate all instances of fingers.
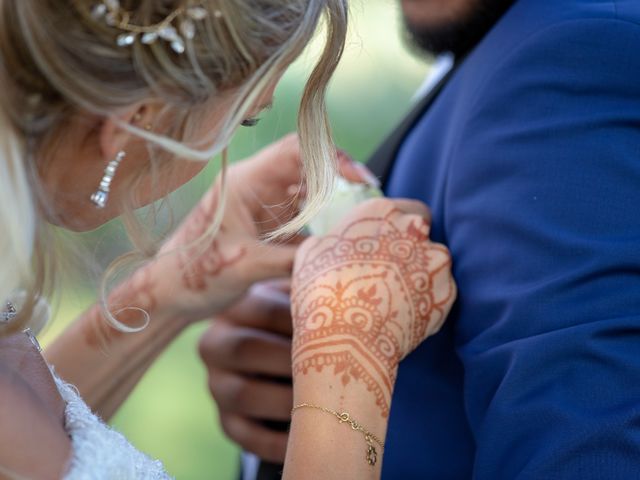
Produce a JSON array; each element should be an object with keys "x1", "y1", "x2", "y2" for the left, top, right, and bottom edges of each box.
[
  {"x1": 250, "y1": 133, "x2": 303, "y2": 187},
  {"x1": 345, "y1": 197, "x2": 431, "y2": 221},
  {"x1": 237, "y1": 133, "x2": 383, "y2": 235},
  {"x1": 207, "y1": 367, "x2": 293, "y2": 421},
  {"x1": 260, "y1": 136, "x2": 377, "y2": 188},
  {"x1": 284, "y1": 152, "x2": 380, "y2": 215},
  {"x1": 428, "y1": 244, "x2": 457, "y2": 314},
  {"x1": 328, "y1": 198, "x2": 432, "y2": 240},
  {"x1": 218, "y1": 412, "x2": 289, "y2": 463},
  {"x1": 244, "y1": 243, "x2": 297, "y2": 283},
  {"x1": 199, "y1": 321, "x2": 292, "y2": 376},
  {"x1": 199, "y1": 299, "x2": 294, "y2": 464},
  {"x1": 276, "y1": 229, "x2": 308, "y2": 247},
  {"x1": 337, "y1": 151, "x2": 380, "y2": 187},
  {"x1": 259, "y1": 277, "x2": 291, "y2": 295},
  {"x1": 221, "y1": 282, "x2": 293, "y2": 335},
  {"x1": 388, "y1": 198, "x2": 432, "y2": 223}
]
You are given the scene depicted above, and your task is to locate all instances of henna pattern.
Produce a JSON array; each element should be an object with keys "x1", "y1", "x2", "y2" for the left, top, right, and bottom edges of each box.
[
  {"x1": 84, "y1": 267, "x2": 158, "y2": 349},
  {"x1": 291, "y1": 209, "x2": 456, "y2": 417},
  {"x1": 176, "y1": 197, "x2": 247, "y2": 292},
  {"x1": 85, "y1": 190, "x2": 252, "y2": 350}
]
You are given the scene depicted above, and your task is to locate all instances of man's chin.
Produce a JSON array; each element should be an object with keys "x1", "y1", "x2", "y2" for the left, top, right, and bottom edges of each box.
[
  {"x1": 401, "y1": 0, "x2": 515, "y2": 57},
  {"x1": 403, "y1": 17, "x2": 471, "y2": 56}
]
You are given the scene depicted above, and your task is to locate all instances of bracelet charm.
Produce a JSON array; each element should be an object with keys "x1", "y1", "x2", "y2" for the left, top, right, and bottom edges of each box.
[
  {"x1": 292, "y1": 403, "x2": 384, "y2": 466},
  {"x1": 365, "y1": 435, "x2": 378, "y2": 466}
]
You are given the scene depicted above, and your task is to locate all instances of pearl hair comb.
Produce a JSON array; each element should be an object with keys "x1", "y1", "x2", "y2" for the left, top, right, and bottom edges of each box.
[{"x1": 91, "y1": 0, "x2": 220, "y2": 54}]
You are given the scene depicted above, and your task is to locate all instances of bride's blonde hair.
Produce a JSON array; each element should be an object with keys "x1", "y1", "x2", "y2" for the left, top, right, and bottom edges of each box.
[{"x1": 0, "y1": 0, "x2": 347, "y2": 335}]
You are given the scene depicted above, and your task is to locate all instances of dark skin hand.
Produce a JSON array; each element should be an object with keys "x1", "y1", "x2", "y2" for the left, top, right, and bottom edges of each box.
[{"x1": 199, "y1": 279, "x2": 293, "y2": 463}]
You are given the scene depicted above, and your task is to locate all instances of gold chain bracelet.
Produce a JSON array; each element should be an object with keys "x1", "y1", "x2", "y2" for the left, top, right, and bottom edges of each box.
[{"x1": 291, "y1": 403, "x2": 384, "y2": 466}]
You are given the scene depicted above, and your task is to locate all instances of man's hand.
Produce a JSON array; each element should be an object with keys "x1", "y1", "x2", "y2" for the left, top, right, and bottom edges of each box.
[{"x1": 199, "y1": 280, "x2": 293, "y2": 463}]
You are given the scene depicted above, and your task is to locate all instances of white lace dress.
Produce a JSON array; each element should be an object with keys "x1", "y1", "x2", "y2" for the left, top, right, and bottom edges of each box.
[{"x1": 54, "y1": 376, "x2": 172, "y2": 479}]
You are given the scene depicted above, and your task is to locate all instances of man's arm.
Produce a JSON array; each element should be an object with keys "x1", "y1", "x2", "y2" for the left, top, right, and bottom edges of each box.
[{"x1": 449, "y1": 17, "x2": 640, "y2": 479}]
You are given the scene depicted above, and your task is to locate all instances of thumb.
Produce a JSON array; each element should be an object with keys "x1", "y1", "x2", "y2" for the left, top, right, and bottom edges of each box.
[
  {"x1": 337, "y1": 151, "x2": 380, "y2": 187},
  {"x1": 246, "y1": 243, "x2": 298, "y2": 282}
]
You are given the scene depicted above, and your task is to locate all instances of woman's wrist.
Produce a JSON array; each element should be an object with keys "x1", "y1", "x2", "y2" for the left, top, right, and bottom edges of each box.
[
  {"x1": 285, "y1": 368, "x2": 394, "y2": 479},
  {"x1": 291, "y1": 325, "x2": 401, "y2": 419},
  {"x1": 106, "y1": 263, "x2": 190, "y2": 329},
  {"x1": 45, "y1": 265, "x2": 191, "y2": 418},
  {"x1": 292, "y1": 363, "x2": 397, "y2": 436},
  {"x1": 125, "y1": 250, "x2": 230, "y2": 327}
]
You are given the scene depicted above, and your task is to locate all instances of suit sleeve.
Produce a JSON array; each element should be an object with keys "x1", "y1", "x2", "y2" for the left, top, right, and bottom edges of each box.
[{"x1": 447, "y1": 18, "x2": 640, "y2": 479}]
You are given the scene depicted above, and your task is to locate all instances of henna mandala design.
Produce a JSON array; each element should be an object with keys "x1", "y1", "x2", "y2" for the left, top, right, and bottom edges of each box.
[{"x1": 292, "y1": 210, "x2": 456, "y2": 417}]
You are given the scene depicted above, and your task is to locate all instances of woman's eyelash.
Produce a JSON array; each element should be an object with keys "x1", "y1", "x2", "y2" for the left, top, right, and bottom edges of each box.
[{"x1": 241, "y1": 117, "x2": 261, "y2": 127}]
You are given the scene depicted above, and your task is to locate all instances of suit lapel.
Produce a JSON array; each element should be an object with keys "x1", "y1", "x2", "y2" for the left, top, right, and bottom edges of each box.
[{"x1": 366, "y1": 66, "x2": 458, "y2": 186}]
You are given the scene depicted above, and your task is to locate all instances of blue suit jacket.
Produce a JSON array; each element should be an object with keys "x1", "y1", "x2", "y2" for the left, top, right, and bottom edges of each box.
[{"x1": 381, "y1": 1, "x2": 640, "y2": 478}]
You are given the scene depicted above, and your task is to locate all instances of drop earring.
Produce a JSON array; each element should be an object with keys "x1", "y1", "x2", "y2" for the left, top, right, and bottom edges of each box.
[{"x1": 91, "y1": 150, "x2": 126, "y2": 209}]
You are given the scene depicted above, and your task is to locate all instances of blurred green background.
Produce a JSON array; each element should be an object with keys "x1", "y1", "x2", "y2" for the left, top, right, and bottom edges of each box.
[{"x1": 40, "y1": 1, "x2": 432, "y2": 478}]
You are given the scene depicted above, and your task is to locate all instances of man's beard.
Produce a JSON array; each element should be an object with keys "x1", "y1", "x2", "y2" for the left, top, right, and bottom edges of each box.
[{"x1": 404, "y1": 0, "x2": 516, "y2": 57}]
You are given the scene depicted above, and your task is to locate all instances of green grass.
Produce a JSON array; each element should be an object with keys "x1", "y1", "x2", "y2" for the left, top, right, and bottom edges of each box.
[{"x1": 41, "y1": 2, "x2": 431, "y2": 478}]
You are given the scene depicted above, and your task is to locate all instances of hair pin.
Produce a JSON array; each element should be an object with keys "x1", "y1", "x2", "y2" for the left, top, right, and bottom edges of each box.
[
  {"x1": 91, "y1": 1, "x2": 220, "y2": 54},
  {"x1": 0, "y1": 301, "x2": 17, "y2": 323}
]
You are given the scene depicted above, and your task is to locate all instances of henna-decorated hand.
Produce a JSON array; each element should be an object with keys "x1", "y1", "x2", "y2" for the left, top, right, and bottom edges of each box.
[
  {"x1": 151, "y1": 134, "x2": 373, "y2": 324},
  {"x1": 291, "y1": 198, "x2": 457, "y2": 417}
]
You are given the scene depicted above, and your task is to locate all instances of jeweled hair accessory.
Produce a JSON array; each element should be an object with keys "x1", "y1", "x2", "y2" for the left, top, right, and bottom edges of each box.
[
  {"x1": 0, "y1": 302, "x2": 17, "y2": 323},
  {"x1": 0, "y1": 292, "x2": 52, "y2": 338},
  {"x1": 91, "y1": 0, "x2": 219, "y2": 54}
]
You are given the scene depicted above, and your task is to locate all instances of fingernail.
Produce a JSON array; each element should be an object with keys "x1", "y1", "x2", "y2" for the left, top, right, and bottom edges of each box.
[
  {"x1": 354, "y1": 162, "x2": 381, "y2": 188},
  {"x1": 287, "y1": 184, "x2": 304, "y2": 196},
  {"x1": 336, "y1": 149, "x2": 354, "y2": 163}
]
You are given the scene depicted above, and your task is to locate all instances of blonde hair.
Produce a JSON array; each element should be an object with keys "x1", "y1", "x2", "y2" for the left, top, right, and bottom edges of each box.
[{"x1": 0, "y1": 0, "x2": 347, "y2": 335}]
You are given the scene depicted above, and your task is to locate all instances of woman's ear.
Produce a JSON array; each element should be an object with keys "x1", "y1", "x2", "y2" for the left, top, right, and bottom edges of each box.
[{"x1": 97, "y1": 104, "x2": 157, "y2": 161}]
